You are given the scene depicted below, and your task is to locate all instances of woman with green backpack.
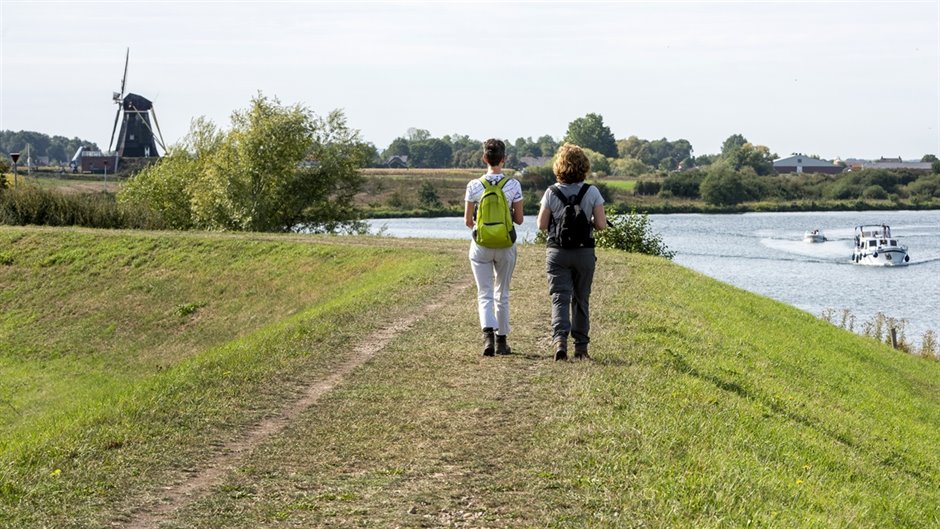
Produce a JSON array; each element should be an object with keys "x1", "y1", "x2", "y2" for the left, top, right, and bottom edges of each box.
[{"x1": 464, "y1": 139, "x2": 524, "y2": 357}]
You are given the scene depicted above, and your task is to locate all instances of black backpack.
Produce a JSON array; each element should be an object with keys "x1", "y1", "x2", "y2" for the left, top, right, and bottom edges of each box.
[{"x1": 548, "y1": 184, "x2": 594, "y2": 249}]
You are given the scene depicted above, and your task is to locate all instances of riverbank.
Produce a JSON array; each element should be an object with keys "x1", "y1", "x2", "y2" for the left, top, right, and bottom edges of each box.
[
  {"x1": 2, "y1": 226, "x2": 938, "y2": 527},
  {"x1": 364, "y1": 197, "x2": 940, "y2": 218}
]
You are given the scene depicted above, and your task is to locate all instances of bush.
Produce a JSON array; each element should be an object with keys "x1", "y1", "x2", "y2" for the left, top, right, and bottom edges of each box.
[
  {"x1": 609, "y1": 157, "x2": 650, "y2": 177},
  {"x1": 119, "y1": 94, "x2": 368, "y2": 233},
  {"x1": 595, "y1": 209, "x2": 675, "y2": 259},
  {"x1": 905, "y1": 174, "x2": 940, "y2": 199},
  {"x1": 634, "y1": 180, "x2": 661, "y2": 196},
  {"x1": 662, "y1": 170, "x2": 705, "y2": 198},
  {"x1": 862, "y1": 184, "x2": 888, "y2": 200},
  {"x1": 0, "y1": 185, "x2": 164, "y2": 229},
  {"x1": 519, "y1": 165, "x2": 555, "y2": 190},
  {"x1": 700, "y1": 165, "x2": 766, "y2": 206},
  {"x1": 419, "y1": 181, "x2": 441, "y2": 208}
]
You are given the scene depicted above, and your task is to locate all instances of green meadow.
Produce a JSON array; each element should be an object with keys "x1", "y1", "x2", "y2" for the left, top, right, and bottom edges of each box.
[{"x1": 1, "y1": 226, "x2": 938, "y2": 528}]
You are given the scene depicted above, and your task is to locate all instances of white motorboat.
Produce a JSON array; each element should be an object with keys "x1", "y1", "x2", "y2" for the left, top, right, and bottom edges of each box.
[
  {"x1": 852, "y1": 225, "x2": 910, "y2": 266},
  {"x1": 803, "y1": 229, "x2": 827, "y2": 243}
]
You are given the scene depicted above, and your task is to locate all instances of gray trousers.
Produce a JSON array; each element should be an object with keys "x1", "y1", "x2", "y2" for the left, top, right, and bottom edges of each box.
[{"x1": 546, "y1": 247, "x2": 596, "y2": 345}]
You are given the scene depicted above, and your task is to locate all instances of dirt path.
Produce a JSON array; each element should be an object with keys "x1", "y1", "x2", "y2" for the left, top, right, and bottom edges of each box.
[{"x1": 121, "y1": 278, "x2": 472, "y2": 529}]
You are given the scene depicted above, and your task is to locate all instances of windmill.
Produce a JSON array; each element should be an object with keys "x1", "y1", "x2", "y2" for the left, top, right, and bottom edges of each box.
[{"x1": 109, "y1": 48, "x2": 166, "y2": 163}]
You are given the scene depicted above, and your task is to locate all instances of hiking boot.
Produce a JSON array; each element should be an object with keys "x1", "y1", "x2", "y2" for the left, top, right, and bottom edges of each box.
[
  {"x1": 496, "y1": 335, "x2": 512, "y2": 355},
  {"x1": 553, "y1": 337, "x2": 568, "y2": 361},
  {"x1": 482, "y1": 328, "x2": 496, "y2": 357},
  {"x1": 574, "y1": 343, "x2": 590, "y2": 360}
]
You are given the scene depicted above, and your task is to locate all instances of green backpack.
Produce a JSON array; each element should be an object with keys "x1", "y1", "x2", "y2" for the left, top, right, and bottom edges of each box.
[{"x1": 474, "y1": 177, "x2": 516, "y2": 248}]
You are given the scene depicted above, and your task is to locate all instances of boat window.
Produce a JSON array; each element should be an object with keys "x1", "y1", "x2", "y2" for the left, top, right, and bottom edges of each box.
[
  {"x1": 890, "y1": 240, "x2": 897, "y2": 247},
  {"x1": 869, "y1": 240, "x2": 877, "y2": 246}
]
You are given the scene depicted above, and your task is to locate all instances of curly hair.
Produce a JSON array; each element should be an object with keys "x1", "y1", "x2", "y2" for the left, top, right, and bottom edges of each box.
[{"x1": 552, "y1": 143, "x2": 590, "y2": 184}]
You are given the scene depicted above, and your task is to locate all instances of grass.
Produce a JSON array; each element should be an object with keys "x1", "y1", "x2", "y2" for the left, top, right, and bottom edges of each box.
[
  {"x1": 596, "y1": 178, "x2": 636, "y2": 191},
  {"x1": 0, "y1": 227, "x2": 463, "y2": 527},
  {"x1": 1, "y1": 227, "x2": 939, "y2": 528}
]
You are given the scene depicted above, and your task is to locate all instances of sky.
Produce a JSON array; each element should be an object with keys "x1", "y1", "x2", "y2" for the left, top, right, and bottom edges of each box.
[{"x1": 1, "y1": 0, "x2": 939, "y2": 160}]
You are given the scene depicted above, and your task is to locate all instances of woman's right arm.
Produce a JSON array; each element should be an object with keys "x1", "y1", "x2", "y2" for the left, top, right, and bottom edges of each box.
[
  {"x1": 465, "y1": 201, "x2": 475, "y2": 229},
  {"x1": 592, "y1": 204, "x2": 607, "y2": 231}
]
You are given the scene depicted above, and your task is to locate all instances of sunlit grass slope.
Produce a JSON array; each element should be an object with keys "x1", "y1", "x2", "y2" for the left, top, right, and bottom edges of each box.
[
  {"x1": 171, "y1": 249, "x2": 939, "y2": 529},
  {"x1": 0, "y1": 227, "x2": 462, "y2": 527},
  {"x1": 0, "y1": 228, "x2": 937, "y2": 528}
]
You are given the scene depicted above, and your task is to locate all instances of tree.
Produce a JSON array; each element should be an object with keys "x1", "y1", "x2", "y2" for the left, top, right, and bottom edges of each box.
[
  {"x1": 382, "y1": 137, "x2": 410, "y2": 159},
  {"x1": 724, "y1": 142, "x2": 776, "y2": 176},
  {"x1": 537, "y1": 135, "x2": 559, "y2": 157},
  {"x1": 700, "y1": 164, "x2": 766, "y2": 205},
  {"x1": 409, "y1": 138, "x2": 452, "y2": 168},
  {"x1": 406, "y1": 127, "x2": 431, "y2": 142},
  {"x1": 580, "y1": 148, "x2": 610, "y2": 175},
  {"x1": 419, "y1": 181, "x2": 441, "y2": 208},
  {"x1": 563, "y1": 113, "x2": 617, "y2": 157},
  {"x1": 721, "y1": 134, "x2": 748, "y2": 157},
  {"x1": 921, "y1": 154, "x2": 938, "y2": 163},
  {"x1": 120, "y1": 93, "x2": 367, "y2": 233}
]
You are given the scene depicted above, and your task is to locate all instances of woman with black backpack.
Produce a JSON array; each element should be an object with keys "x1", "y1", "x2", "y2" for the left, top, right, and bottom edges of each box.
[{"x1": 536, "y1": 143, "x2": 607, "y2": 361}]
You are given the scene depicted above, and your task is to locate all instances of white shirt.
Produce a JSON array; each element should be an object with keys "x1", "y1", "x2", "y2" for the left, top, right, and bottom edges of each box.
[{"x1": 465, "y1": 173, "x2": 523, "y2": 205}]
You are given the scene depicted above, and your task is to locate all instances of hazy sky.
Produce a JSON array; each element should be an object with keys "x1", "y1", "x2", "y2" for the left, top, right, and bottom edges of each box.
[{"x1": 2, "y1": 1, "x2": 939, "y2": 160}]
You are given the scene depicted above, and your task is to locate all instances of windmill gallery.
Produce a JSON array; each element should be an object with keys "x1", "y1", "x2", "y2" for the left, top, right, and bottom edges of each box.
[{"x1": 70, "y1": 49, "x2": 167, "y2": 174}]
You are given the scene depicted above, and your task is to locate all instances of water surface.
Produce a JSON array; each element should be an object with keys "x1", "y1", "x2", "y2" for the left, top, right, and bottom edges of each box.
[{"x1": 367, "y1": 211, "x2": 940, "y2": 341}]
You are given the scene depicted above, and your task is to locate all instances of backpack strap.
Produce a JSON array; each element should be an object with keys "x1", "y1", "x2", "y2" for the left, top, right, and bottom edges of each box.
[
  {"x1": 550, "y1": 183, "x2": 591, "y2": 206},
  {"x1": 573, "y1": 183, "x2": 591, "y2": 205},
  {"x1": 480, "y1": 176, "x2": 508, "y2": 192}
]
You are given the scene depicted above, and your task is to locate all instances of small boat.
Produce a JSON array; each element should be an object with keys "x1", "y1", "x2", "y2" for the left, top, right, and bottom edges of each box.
[
  {"x1": 803, "y1": 229, "x2": 827, "y2": 243},
  {"x1": 852, "y1": 225, "x2": 910, "y2": 266}
]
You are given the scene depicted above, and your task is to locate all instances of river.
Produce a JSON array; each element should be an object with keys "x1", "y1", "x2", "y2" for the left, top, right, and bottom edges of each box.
[{"x1": 366, "y1": 210, "x2": 940, "y2": 343}]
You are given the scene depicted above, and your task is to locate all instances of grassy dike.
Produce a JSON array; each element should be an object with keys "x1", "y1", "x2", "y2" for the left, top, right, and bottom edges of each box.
[
  {"x1": 0, "y1": 227, "x2": 464, "y2": 528},
  {"x1": 2, "y1": 227, "x2": 939, "y2": 528}
]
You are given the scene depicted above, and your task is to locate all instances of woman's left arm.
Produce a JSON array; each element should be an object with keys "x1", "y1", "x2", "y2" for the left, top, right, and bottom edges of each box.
[{"x1": 511, "y1": 200, "x2": 524, "y2": 225}]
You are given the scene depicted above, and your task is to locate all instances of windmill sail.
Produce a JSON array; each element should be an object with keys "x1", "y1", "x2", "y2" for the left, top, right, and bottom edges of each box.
[{"x1": 108, "y1": 49, "x2": 162, "y2": 159}]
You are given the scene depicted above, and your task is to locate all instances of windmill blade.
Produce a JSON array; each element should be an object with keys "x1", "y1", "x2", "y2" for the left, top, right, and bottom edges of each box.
[
  {"x1": 108, "y1": 106, "x2": 122, "y2": 152},
  {"x1": 150, "y1": 107, "x2": 167, "y2": 152},
  {"x1": 120, "y1": 47, "x2": 129, "y2": 96}
]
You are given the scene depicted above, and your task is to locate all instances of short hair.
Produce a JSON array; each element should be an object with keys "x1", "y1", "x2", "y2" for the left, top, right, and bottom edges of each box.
[
  {"x1": 553, "y1": 143, "x2": 590, "y2": 184},
  {"x1": 483, "y1": 139, "x2": 506, "y2": 166}
]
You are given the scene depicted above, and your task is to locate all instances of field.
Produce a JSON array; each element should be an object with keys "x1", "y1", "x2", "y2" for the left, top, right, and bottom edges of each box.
[{"x1": 1, "y1": 226, "x2": 938, "y2": 528}]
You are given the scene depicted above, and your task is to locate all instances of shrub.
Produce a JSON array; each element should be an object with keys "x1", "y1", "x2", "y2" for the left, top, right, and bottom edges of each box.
[
  {"x1": 0, "y1": 185, "x2": 164, "y2": 229},
  {"x1": 119, "y1": 94, "x2": 367, "y2": 233},
  {"x1": 700, "y1": 165, "x2": 766, "y2": 206},
  {"x1": 661, "y1": 169, "x2": 704, "y2": 198},
  {"x1": 905, "y1": 174, "x2": 940, "y2": 199},
  {"x1": 595, "y1": 209, "x2": 675, "y2": 259},
  {"x1": 419, "y1": 181, "x2": 441, "y2": 208},
  {"x1": 634, "y1": 180, "x2": 661, "y2": 196},
  {"x1": 519, "y1": 165, "x2": 555, "y2": 190},
  {"x1": 862, "y1": 185, "x2": 888, "y2": 200}
]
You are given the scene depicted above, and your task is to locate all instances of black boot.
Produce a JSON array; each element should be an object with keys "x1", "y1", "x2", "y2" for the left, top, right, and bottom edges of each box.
[
  {"x1": 496, "y1": 335, "x2": 511, "y2": 355},
  {"x1": 553, "y1": 337, "x2": 568, "y2": 361},
  {"x1": 482, "y1": 328, "x2": 496, "y2": 357},
  {"x1": 574, "y1": 343, "x2": 590, "y2": 360}
]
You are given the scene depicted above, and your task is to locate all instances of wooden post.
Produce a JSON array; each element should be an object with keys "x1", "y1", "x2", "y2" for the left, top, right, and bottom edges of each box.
[{"x1": 890, "y1": 327, "x2": 898, "y2": 349}]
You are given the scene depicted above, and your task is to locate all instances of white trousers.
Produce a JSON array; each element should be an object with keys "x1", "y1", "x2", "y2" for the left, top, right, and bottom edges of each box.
[{"x1": 469, "y1": 242, "x2": 517, "y2": 335}]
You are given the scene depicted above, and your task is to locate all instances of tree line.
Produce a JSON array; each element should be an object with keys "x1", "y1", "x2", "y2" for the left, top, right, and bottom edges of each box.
[
  {"x1": 0, "y1": 131, "x2": 99, "y2": 164},
  {"x1": 373, "y1": 114, "x2": 785, "y2": 177}
]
